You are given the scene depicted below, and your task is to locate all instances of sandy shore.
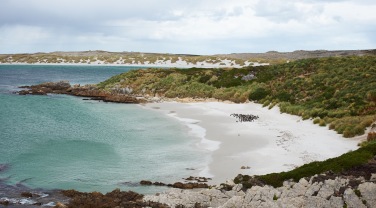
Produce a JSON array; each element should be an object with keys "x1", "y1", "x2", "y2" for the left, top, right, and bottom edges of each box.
[{"x1": 143, "y1": 101, "x2": 360, "y2": 185}]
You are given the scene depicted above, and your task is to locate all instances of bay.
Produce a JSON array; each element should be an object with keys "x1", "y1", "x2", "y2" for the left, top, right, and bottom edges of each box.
[{"x1": 0, "y1": 65, "x2": 207, "y2": 194}]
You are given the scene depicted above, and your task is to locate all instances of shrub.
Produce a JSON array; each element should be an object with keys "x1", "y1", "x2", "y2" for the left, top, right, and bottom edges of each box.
[
  {"x1": 368, "y1": 132, "x2": 376, "y2": 142},
  {"x1": 313, "y1": 118, "x2": 320, "y2": 124},
  {"x1": 354, "y1": 189, "x2": 362, "y2": 197},
  {"x1": 249, "y1": 87, "x2": 270, "y2": 101},
  {"x1": 367, "y1": 90, "x2": 376, "y2": 102},
  {"x1": 273, "y1": 195, "x2": 278, "y2": 200},
  {"x1": 276, "y1": 91, "x2": 292, "y2": 102}
]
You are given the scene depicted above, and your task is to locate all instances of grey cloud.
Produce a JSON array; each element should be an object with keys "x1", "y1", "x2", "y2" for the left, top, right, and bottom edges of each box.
[
  {"x1": 1, "y1": 0, "x2": 375, "y2": 54},
  {"x1": 253, "y1": 1, "x2": 324, "y2": 22},
  {"x1": 0, "y1": 0, "x2": 204, "y2": 28}
]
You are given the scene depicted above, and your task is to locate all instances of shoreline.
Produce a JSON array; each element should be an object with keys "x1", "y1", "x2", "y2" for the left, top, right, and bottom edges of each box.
[{"x1": 142, "y1": 101, "x2": 360, "y2": 185}]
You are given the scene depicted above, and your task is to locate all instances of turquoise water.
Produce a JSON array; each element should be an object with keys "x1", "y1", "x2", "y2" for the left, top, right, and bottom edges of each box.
[{"x1": 0, "y1": 65, "x2": 206, "y2": 194}]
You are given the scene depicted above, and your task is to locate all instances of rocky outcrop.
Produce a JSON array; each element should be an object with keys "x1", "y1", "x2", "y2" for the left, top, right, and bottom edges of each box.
[
  {"x1": 140, "y1": 180, "x2": 209, "y2": 189},
  {"x1": 60, "y1": 189, "x2": 168, "y2": 208},
  {"x1": 17, "y1": 81, "x2": 143, "y2": 104},
  {"x1": 144, "y1": 174, "x2": 376, "y2": 208}
]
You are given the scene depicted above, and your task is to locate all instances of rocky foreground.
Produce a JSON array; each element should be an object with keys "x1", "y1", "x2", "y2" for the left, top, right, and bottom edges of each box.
[
  {"x1": 144, "y1": 173, "x2": 376, "y2": 208},
  {"x1": 2, "y1": 173, "x2": 376, "y2": 208}
]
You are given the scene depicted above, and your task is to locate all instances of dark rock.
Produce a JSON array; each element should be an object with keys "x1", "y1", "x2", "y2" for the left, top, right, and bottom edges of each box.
[
  {"x1": 311, "y1": 174, "x2": 337, "y2": 184},
  {"x1": 197, "y1": 183, "x2": 209, "y2": 188},
  {"x1": 172, "y1": 182, "x2": 208, "y2": 189},
  {"x1": 219, "y1": 183, "x2": 233, "y2": 191},
  {"x1": 61, "y1": 188, "x2": 169, "y2": 208},
  {"x1": 140, "y1": 180, "x2": 153, "y2": 185},
  {"x1": 18, "y1": 90, "x2": 30, "y2": 95},
  {"x1": 153, "y1": 182, "x2": 166, "y2": 186},
  {"x1": 338, "y1": 186, "x2": 347, "y2": 195},
  {"x1": 183, "y1": 176, "x2": 211, "y2": 183},
  {"x1": 118, "y1": 181, "x2": 139, "y2": 187},
  {"x1": 0, "y1": 199, "x2": 9, "y2": 206},
  {"x1": 184, "y1": 183, "x2": 194, "y2": 189},
  {"x1": 348, "y1": 179, "x2": 362, "y2": 189},
  {"x1": 172, "y1": 182, "x2": 184, "y2": 189},
  {"x1": 21, "y1": 191, "x2": 33, "y2": 198}
]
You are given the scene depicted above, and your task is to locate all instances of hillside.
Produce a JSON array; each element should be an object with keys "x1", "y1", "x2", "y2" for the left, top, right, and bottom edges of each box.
[
  {"x1": 0, "y1": 50, "x2": 260, "y2": 68},
  {"x1": 218, "y1": 49, "x2": 376, "y2": 64},
  {"x1": 1, "y1": 49, "x2": 375, "y2": 66},
  {"x1": 97, "y1": 56, "x2": 376, "y2": 139}
]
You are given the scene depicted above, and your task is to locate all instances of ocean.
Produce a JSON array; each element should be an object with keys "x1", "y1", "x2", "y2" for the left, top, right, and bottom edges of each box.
[{"x1": 0, "y1": 64, "x2": 208, "y2": 194}]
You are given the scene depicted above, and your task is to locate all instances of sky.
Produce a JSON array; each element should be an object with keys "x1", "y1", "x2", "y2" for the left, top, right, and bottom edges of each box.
[{"x1": 1, "y1": 0, "x2": 376, "y2": 55}]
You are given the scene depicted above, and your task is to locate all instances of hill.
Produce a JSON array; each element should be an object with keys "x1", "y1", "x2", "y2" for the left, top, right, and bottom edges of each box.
[{"x1": 1, "y1": 49, "x2": 375, "y2": 66}]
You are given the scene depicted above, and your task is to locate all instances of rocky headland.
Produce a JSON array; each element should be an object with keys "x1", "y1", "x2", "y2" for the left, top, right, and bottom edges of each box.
[{"x1": 17, "y1": 81, "x2": 142, "y2": 104}]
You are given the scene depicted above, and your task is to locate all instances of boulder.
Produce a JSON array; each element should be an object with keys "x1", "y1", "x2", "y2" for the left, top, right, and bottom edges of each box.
[
  {"x1": 305, "y1": 196, "x2": 331, "y2": 208},
  {"x1": 21, "y1": 192, "x2": 33, "y2": 198},
  {"x1": 329, "y1": 196, "x2": 344, "y2": 208},
  {"x1": 343, "y1": 188, "x2": 367, "y2": 208},
  {"x1": 140, "y1": 180, "x2": 152, "y2": 185},
  {"x1": 232, "y1": 184, "x2": 243, "y2": 192},
  {"x1": 317, "y1": 184, "x2": 334, "y2": 199},
  {"x1": 219, "y1": 196, "x2": 243, "y2": 208},
  {"x1": 304, "y1": 182, "x2": 322, "y2": 197},
  {"x1": 153, "y1": 182, "x2": 166, "y2": 186},
  {"x1": 244, "y1": 185, "x2": 280, "y2": 203},
  {"x1": 277, "y1": 196, "x2": 306, "y2": 208},
  {"x1": 358, "y1": 182, "x2": 376, "y2": 207}
]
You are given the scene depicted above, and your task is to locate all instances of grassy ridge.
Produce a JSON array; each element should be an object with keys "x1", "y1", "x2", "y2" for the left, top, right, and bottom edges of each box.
[
  {"x1": 98, "y1": 56, "x2": 376, "y2": 138},
  {"x1": 98, "y1": 67, "x2": 262, "y2": 103},
  {"x1": 258, "y1": 57, "x2": 376, "y2": 137}
]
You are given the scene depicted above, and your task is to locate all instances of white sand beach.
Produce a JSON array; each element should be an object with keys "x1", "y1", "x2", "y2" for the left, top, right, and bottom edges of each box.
[{"x1": 143, "y1": 101, "x2": 360, "y2": 185}]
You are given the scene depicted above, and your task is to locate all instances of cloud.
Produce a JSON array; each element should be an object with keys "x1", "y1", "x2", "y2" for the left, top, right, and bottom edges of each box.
[{"x1": 0, "y1": 0, "x2": 375, "y2": 54}]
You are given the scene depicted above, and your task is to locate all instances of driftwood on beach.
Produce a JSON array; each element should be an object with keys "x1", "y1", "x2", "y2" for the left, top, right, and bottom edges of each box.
[{"x1": 230, "y1": 113, "x2": 259, "y2": 122}]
